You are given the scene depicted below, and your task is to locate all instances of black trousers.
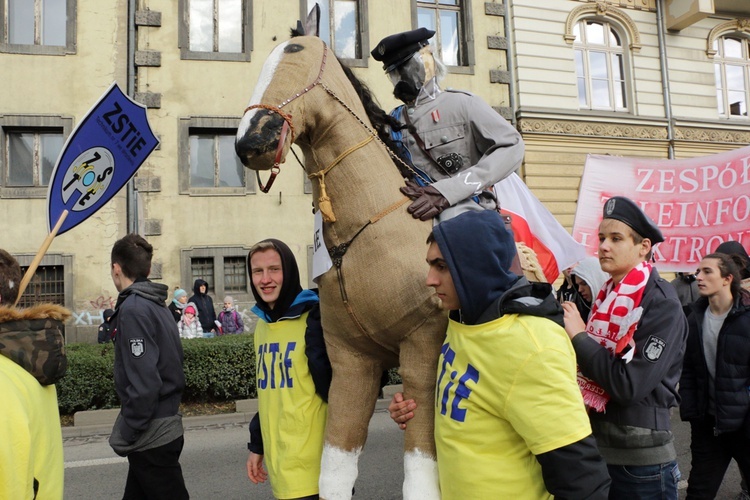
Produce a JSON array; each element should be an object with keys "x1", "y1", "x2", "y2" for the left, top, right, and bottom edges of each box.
[
  {"x1": 686, "y1": 418, "x2": 750, "y2": 500},
  {"x1": 123, "y1": 436, "x2": 189, "y2": 500}
]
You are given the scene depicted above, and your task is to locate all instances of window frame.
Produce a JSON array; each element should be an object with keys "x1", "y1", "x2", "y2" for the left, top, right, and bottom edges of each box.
[
  {"x1": 713, "y1": 34, "x2": 750, "y2": 119},
  {"x1": 178, "y1": 116, "x2": 256, "y2": 196},
  {"x1": 300, "y1": 0, "x2": 370, "y2": 68},
  {"x1": 178, "y1": 0, "x2": 253, "y2": 62},
  {"x1": 572, "y1": 18, "x2": 632, "y2": 114},
  {"x1": 0, "y1": 114, "x2": 73, "y2": 199},
  {"x1": 0, "y1": 0, "x2": 77, "y2": 55},
  {"x1": 412, "y1": 0, "x2": 474, "y2": 74},
  {"x1": 181, "y1": 246, "x2": 252, "y2": 301}
]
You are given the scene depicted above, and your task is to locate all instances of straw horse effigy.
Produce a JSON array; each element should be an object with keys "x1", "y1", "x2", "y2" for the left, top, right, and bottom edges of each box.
[
  {"x1": 235, "y1": 27, "x2": 448, "y2": 500},
  {"x1": 235, "y1": 13, "x2": 546, "y2": 500}
]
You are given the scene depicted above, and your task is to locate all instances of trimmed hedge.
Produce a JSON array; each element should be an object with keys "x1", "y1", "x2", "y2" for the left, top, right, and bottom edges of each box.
[
  {"x1": 57, "y1": 333, "x2": 402, "y2": 415},
  {"x1": 57, "y1": 334, "x2": 256, "y2": 414}
]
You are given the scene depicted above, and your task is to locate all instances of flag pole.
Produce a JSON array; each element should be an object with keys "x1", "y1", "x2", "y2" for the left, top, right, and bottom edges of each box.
[{"x1": 13, "y1": 210, "x2": 69, "y2": 307}]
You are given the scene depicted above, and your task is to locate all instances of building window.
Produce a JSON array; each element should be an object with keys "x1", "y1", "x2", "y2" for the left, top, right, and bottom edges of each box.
[
  {"x1": 182, "y1": 247, "x2": 252, "y2": 300},
  {"x1": 189, "y1": 133, "x2": 247, "y2": 189},
  {"x1": 0, "y1": 115, "x2": 72, "y2": 198},
  {"x1": 14, "y1": 253, "x2": 73, "y2": 310},
  {"x1": 5, "y1": 130, "x2": 62, "y2": 187},
  {"x1": 573, "y1": 19, "x2": 628, "y2": 112},
  {"x1": 178, "y1": 117, "x2": 256, "y2": 195},
  {"x1": 17, "y1": 264, "x2": 65, "y2": 308},
  {"x1": 179, "y1": 0, "x2": 253, "y2": 62},
  {"x1": 190, "y1": 257, "x2": 215, "y2": 291},
  {"x1": 714, "y1": 35, "x2": 750, "y2": 118},
  {"x1": 224, "y1": 256, "x2": 247, "y2": 293},
  {"x1": 415, "y1": 0, "x2": 472, "y2": 69},
  {"x1": 304, "y1": 0, "x2": 369, "y2": 66},
  {"x1": 1, "y1": 0, "x2": 76, "y2": 55}
]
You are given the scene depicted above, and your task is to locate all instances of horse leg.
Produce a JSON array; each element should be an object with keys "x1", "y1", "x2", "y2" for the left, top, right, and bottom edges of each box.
[
  {"x1": 319, "y1": 344, "x2": 381, "y2": 500},
  {"x1": 399, "y1": 313, "x2": 447, "y2": 500}
]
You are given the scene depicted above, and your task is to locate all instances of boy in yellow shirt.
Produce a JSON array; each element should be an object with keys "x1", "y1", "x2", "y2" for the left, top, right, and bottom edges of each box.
[{"x1": 391, "y1": 210, "x2": 609, "y2": 498}]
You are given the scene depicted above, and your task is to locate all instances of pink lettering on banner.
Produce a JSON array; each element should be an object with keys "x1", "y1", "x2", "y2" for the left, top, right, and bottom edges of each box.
[{"x1": 572, "y1": 147, "x2": 750, "y2": 272}]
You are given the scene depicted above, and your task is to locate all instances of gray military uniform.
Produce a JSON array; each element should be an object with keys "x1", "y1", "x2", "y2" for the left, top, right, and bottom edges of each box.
[{"x1": 396, "y1": 81, "x2": 525, "y2": 221}]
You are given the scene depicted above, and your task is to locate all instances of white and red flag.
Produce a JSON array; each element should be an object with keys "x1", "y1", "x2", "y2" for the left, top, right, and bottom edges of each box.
[{"x1": 496, "y1": 173, "x2": 586, "y2": 283}]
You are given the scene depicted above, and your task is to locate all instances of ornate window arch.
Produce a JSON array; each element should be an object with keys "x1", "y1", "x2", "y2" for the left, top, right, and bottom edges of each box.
[
  {"x1": 706, "y1": 19, "x2": 750, "y2": 58},
  {"x1": 564, "y1": 3, "x2": 642, "y2": 53}
]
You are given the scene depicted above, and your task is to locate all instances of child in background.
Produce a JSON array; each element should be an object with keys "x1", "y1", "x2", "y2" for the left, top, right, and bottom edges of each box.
[
  {"x1": 177, "y1": 303, "x2": 203, "y2": 339},
  {"x1": 218, "y1": 296, "x2": 244, "y2": 335}
]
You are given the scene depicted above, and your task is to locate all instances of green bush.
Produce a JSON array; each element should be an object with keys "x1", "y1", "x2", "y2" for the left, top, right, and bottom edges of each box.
[
  {"x1": 181, "y1": 334, "x2": 256, "y2": 402},
  {"x1": 56, "y1": 343, "x2": 118, "y2": 414},
  {"x1": 57, "y1": 334, "x2": 257, "y2": 414}
]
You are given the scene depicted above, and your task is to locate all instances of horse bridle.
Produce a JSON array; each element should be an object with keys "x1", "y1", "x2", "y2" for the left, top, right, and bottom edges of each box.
[{"x1": 243, "y1": 43, "x2": 329, "y2": 193}]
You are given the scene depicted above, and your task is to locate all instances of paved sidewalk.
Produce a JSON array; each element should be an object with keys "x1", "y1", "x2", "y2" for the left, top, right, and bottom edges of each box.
[{"x1": 62, "y1": 385, "x2": 400, "y2": 439}]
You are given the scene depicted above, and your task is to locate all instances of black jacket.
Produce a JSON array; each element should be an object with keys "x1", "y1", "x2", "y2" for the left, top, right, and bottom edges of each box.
[
  {"x1": 572, "y1": 270, "x2": 688, "y2": 465},
  {"x1": 189, "y1": 279, "x2": 217, "y2": 333},
  {"x1": 112, "y1": 279, "x2": 185, "y2": 443},
  {"x1": 679, "y1": 291, "x2": 750, "y2": 436},
  {"x1": 574, "y1": 271, "x2": 687, "y2": 423}
]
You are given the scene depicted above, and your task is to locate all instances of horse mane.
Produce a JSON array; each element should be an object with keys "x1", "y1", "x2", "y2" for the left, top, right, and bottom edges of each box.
[{"x1": 289, "y1": 28, "x2": 412, "y2": 178}]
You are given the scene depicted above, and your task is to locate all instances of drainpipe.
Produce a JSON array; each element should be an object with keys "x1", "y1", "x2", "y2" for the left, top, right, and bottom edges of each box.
[
  {"x1": 503, "y1": 0, "x2": 518, "y2": 126},
  {"x1": 126, "y1": 0, "x2": 138, "y2": 233},
  {"x1": 656, "y1": 0, "x2": 675, "y2": 159}
]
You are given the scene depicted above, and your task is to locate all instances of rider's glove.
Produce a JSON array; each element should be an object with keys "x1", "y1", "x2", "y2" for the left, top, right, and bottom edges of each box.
[{"x1": 400, "y1": 181, "x2": 451, "y2": 221}]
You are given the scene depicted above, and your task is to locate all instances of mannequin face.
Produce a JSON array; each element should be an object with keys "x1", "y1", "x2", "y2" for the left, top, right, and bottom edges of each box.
[
  {"x1": 420, "y1": 46, "x2": 436, "y2": 82},
  {"x1": 388, "y1": 52, "x2": 428, "y2": 103}
]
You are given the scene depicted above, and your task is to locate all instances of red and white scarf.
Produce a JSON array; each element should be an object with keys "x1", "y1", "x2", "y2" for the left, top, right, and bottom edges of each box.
[{"x1": 577, "y1": 261, "x2": 652, "y2": 412}]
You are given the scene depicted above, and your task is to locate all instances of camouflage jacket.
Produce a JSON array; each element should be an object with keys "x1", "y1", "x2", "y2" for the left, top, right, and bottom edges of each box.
[{"x1": 0, "y1": 304, "x2": 70, "y2": 385}]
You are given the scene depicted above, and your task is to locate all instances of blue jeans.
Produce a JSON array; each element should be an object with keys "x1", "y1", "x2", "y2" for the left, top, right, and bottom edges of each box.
[{"x1": 608, "y1": 461, "x2": 681, "y2": 500}]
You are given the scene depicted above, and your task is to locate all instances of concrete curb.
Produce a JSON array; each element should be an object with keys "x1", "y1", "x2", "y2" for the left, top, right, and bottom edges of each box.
[{"x1": 62, "y1": 385, "x2": 401, "y2": 439}]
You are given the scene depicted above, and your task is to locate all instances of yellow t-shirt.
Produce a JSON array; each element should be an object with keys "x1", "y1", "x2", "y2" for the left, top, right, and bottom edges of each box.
[
  {"x1": 255, "y1": 312, "x2": 327, "y2": 499},
  {"x1": 435, "y1": 314, "x2": 592, "y2": 499},
  {"x1": 0, "y1": 354, "x2": 64, "y2": 500}
]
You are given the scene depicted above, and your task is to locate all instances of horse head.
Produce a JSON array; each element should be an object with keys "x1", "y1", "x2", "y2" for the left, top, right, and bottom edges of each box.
[{"x1": 235, "y1": 37, "x2": 327, "y2": 184}]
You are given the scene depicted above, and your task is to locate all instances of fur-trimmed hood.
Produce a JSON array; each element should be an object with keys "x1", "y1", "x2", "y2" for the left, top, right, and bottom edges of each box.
[
  {"x1": 0, "y1": 303, "x2": 71, "y2": 323},
  {"x1": 0, "y1": 303, "x2": 70, "y2": 385}
]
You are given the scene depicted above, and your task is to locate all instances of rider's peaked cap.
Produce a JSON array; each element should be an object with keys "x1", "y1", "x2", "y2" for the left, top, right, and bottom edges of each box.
[
  {"x1": 371, "y1": 28, "x2": 435, "y2": 72},
  {"x1": 602, "y1": 196, "x2": 664, "y2": 244}
]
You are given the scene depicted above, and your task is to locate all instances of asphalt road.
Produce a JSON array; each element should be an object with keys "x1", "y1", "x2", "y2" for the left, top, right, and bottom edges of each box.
[
  {"x1": 64, "y1": 409, "x2": 744, "y2": 499},
  {"x1": 64, "y1": 409, "x2": 404, "y2": 499}
]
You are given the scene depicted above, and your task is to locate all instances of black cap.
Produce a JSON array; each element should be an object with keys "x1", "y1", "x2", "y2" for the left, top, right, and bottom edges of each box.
[
  {"x1": 371, "y1": 28, "x2": 435, "y2": 72},
  {"x1": 602, "y1": 196, "x2": 664, "y2": 244}
]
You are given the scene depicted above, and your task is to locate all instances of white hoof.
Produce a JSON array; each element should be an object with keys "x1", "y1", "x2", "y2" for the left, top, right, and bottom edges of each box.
[
  {"x1": 319, "y1": 443, "x2": 361, "y2": 500},
  {"x1": 404, "y1": 449, "x2": 441, "y2": 499}
]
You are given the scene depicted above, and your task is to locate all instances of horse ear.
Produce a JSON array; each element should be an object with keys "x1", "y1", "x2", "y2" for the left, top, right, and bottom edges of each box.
[{"x1": 305, "y1": 3, "x2": 320, "y2": 38}]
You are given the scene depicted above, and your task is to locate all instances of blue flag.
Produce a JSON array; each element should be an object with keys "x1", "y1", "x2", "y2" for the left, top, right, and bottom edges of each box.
[{"x1": 46, "y1": 83, "x2": 159, "y2": 234}]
